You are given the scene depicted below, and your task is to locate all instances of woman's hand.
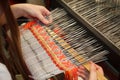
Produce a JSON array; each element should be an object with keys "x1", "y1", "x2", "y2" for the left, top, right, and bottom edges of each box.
[
  {"x1": 11, "y1": 4, "x2": 52, "y2": 25},
  {"x1": 89, "y1": 62, "x2": 104, "y2": 80},
  {"x1": 78, "y1": 62, "x2": 104, "y2": 80}
]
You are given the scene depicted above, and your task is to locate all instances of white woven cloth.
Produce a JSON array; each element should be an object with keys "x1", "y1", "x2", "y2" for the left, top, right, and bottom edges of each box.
[
  {"x1": 78, "y1": 77, "x2": 84, "y2": 80},
  {"x1": 0, "y1": 63, "x2": 12, "y2": 80}
]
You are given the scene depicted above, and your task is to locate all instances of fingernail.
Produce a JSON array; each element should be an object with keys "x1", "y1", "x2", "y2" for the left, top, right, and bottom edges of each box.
[{"x1": 89, "y1": 61, "x2": 93, "y2": 64}]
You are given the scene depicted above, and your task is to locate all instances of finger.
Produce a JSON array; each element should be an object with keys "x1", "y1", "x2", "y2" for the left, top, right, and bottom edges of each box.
[
  {"x1": 78, "y1": 66, "x2": 86, "y2": 79},
  {"x1": 40, "y1": 6, "x2": 51, "y2": 16},
  {"x1": 78, "y1": 70, "x2": 86, "y2": 80},
  {"x1": 37, "y1": 13, "x2": 50, "y2": 24},
  {"x1": 95, "y1": 64, "x2": 104, "y2": 75},
  {"x1": 78, "y1": 70, "x2": 89, "y2": 80},
  {"x1": 78, "y1": 66, "x2": 89, "y2": 76},
  {"x1": 89, "y1": 62, "x2": 97, "y2": 80},
  {"x1": 40, "y1": 7, "x2": 53, "y2": 23},
  {"x1": 79, "y1": 65, "x2": 85, "y2": 70},
  {"x1": 47, "y1": 15, "x2": 53, "y2": 23},
  {"x1": 78, "y1": 69, "x2": 85, "y2": 74},
  {"x1": 78, "y1": 66, "x2": 89, "y2": 80},
  {"x1": 43, "y1": 12, "x2": 53, "y2": 23}
]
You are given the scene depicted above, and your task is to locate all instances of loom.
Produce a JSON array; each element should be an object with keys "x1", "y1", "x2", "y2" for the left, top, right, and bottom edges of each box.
[{"x1": 19, "y1": 0, "x2": 120, "y2": 80}]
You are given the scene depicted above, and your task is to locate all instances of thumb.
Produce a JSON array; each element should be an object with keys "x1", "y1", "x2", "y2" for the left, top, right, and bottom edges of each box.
[{"x1": 89, "y1": 62, "x2": 97, "y2": 80}]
